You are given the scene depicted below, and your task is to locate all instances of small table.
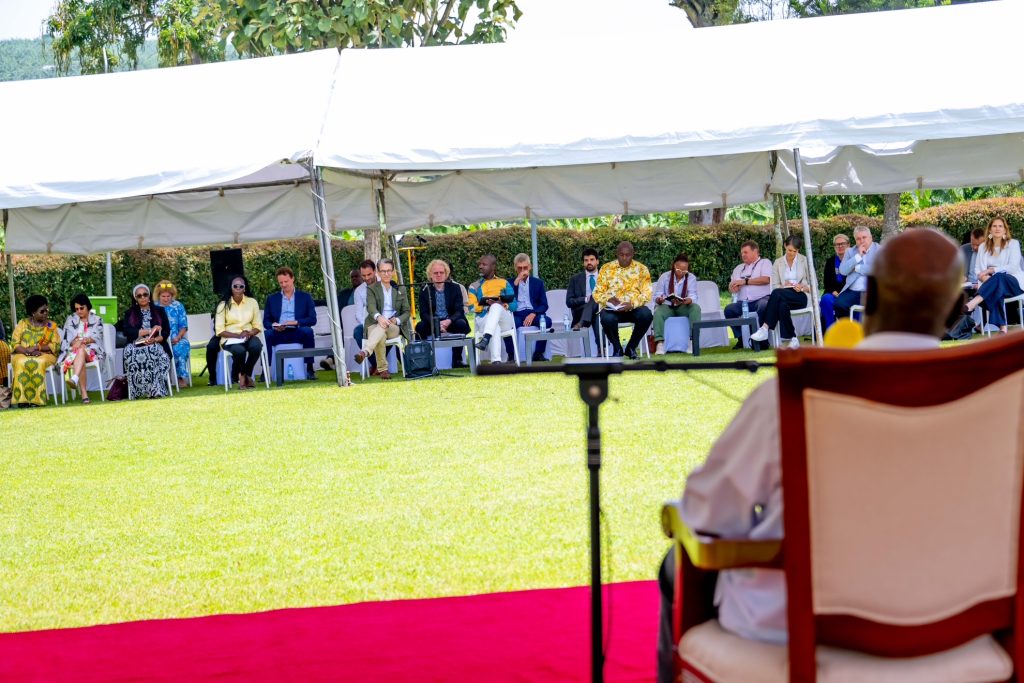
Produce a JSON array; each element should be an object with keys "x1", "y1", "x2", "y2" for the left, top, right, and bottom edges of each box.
[
  {"x1": 524, "y1": 328, "x2": 592, "y2": 365},
  {"x1": 274, "y1": 347, "x2": 334, "y2": 386},
  {"x1": 691, "y1": 315, "x2": 758, "y2": 357},
  {"x1": 432, "y1": 336, "x2": 477, "y2": 374}
]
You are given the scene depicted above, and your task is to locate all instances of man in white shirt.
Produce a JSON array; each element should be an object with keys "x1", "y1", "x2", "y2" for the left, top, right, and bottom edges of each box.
[
  {"x1": 833, "y1": 225, "x2": 881, "y2": 321},
  {"x1": 656, "y1": 228, "x2": 965, "y2": 683},
  {"x1": 321, "y1": 259, "x2": 386, "y2": 374}
]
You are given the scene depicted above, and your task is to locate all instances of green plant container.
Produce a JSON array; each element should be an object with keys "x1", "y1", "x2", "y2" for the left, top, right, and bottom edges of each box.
[{"x1": 90, "y1": 296, "x2": 118, "y2": 325}]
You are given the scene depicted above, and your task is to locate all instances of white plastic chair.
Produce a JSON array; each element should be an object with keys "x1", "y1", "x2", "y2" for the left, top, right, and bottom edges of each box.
[
  {"x1": 360, "y1": 335, "x2": 406, "y2": 379},
  {"x1": 695, "y1": 281, "x2": 729, "y2": 349},
  {"x1": 220, "y1": 332, "x2": 271, "y2": 392},
  {"x1": 474, "y1": 324, "x2": 521, "y2": 365},
  {"x1": 771, "y1": 305, "x2": 817, "y2": 348},
  {"x1": 339, "y1": 304, "x2": 362, "y2": 373},
  {"x1": 985, "y1": 293, "x2": 1024, "y2": 336},
  {"x1": 850, "y1": 304, "x2": 865, "y2": 320}
]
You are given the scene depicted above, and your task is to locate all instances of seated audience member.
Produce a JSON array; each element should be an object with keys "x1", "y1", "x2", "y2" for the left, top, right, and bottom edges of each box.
[
  {"x1": 10, "y1": 295, "x2": 60, "y2": 407},
  {"x1": 652, "y1": 253, "x2": 701, "y2": 356},
  {"x1": 264, "y1": 266, "x2": 317, "y2": 380},
  {"x1": 655, "y1": 228, "x2": 965, "y2": 683},
  {"x1": 0, "y1": 317, "x2": 10, "y2": 386},
  {"x1": 593, "y1": 241, "x2": 653, "y2": 359},
  {"x1": 354, "y1": 258, "x2": 409, "y2": 380},
  {"x1": 121, "y1": 284, "x2": 172, "y2": 399},
  {"x1": 749, "y1": 236, "x2": 812, "y2": 349},
  {"x1": 215, "y1": 275, "x2": 263, "y2": 390},
  {"x1": 819, "y1": 233, "x2": 849, "y2": 330},
  {"x1": 323, "y1": 259, "x2": 386, "y2": 375},
  {"x1": 469, "y1": 254, "x2": 517, "y2": 363},
  {"x1": 58, "y1": 294, "x2": 106, "y2": 404},
  {"x1": 155, "y1": 280, "x2": 190, "y2": 388},
  {"x1": 833, "y1": 225, "x2": 881, "y2": 321},
  {"x1": 566, "y1": 247, "x2": 601, "y2": 331},
  {"x1": 961, "y1": 226, "x2": 986, "y2": 295},
  {"x1": 722, "y1": 240, "x2": 772, "y2": 350},
  {"x1": 510, "y1": 253, "x2": 551, "y2": 362},
  {"x1": 415, "y1": 259, "x2": 470, "y2": 368},
  {"x1": 963, "y1": 216, "x2": 1024, "y2": 334},
  {"x1": 336, "y1": 267, "x2": 361, "y2": 310}
]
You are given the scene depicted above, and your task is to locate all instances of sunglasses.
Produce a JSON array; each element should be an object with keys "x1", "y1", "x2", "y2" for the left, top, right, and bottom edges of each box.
[
  {"x1": 135, "y1": 292, "x2": 149, "y2": 299},
  {"x1": 231, "y1": 284, "x2": 246, "y2": 290},
  {"x1": 158, "y1": 283, "x2": 173, "y2": 289},
  {"x1": 74, "y1": 305, "x2": 88, "y2": 310}
]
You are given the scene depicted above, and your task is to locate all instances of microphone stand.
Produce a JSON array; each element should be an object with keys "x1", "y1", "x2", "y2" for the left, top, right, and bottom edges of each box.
[
  {"x1": 478, "y1": 357, "x2": 772, "y2": 683},
  {"x1": 411, "y1": 280, "x2": 462, "y2": 378}
]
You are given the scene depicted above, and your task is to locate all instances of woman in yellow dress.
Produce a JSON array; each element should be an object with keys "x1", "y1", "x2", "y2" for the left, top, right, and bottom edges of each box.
[{"x1": 11, "y1": 295, "x2": 61, "y2": 407}]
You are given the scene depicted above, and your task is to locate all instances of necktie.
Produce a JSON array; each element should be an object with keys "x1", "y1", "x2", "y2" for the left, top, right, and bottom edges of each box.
[{"x1": 589, "y1": 274, "x2": 596, "y2": 292}]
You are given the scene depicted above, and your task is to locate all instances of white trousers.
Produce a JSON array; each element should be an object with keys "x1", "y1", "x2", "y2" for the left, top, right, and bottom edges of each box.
[{"x1": 476, "y1": 304, "x2": 514, "y2": 362}]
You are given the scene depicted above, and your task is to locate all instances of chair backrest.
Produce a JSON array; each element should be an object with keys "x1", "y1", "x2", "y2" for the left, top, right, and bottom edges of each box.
[
  {"x1": 696, "y1": 281, "x2": 722, "y2": 314},
  {"x1": 186, "y1": 314, "x2": 213, "y2": 345},
  {"x1": 340, "y1": 305, "x2": 359, "y2": 338},
  {"x1": 313, "y1": 306, "x2": 331, "y2": 335},
  {"x1": 102, "y1": 323, "x2": 116, "y2": 359},
  {"x1": 776, "y1": 333, "x2": 1024, "y2": 678},
  {"x1": 546, "y1": 289, "x2": 568, "y2": 324}
]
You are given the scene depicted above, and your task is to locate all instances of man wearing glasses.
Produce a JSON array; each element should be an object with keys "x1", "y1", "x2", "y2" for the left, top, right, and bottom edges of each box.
[
  {"x1": 510, "y1": 253, "x2": 551, "y2": 362},
  {"x1": 820, "y1": 233, "x2": 849, "y2": 330}
]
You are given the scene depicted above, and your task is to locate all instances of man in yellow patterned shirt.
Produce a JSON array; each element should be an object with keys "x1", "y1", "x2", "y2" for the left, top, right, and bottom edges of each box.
[{"x1": 592, "y1": 241, "x2": 653, "y2": 359}]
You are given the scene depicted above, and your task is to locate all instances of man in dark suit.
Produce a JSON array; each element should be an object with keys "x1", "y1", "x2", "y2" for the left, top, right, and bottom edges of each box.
[
  {"x1": 566, "y1": 247, "x2": 601, "y2": 329},
  {"x1": 510, "y1": 253, "x2": 550, "y2": 362},
  {"x1": 961, "y1": 227, "x2": 986, "y2": 293},
  {"x1": 416, "y1": 259, "x2": 470, "y2": 368},
  {"x1": 263, "y1": 266, "x2": 318, "y2": 380}
]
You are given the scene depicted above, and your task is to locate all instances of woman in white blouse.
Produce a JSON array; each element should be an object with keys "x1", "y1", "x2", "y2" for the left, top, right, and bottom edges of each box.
[
  {"x1": 963, "y1": 216, "x2": 1024, "y2": 334},
  {"x1": 750, "y1": 236, "x2": 811, "y2": 349}
]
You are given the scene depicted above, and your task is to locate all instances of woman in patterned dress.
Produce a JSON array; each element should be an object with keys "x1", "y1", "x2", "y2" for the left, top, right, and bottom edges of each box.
[
  {"x1": 0, "y1": 317, "x2": 11, "y2": 386},
  {"x1": 120, "y1": 284, "x2": 171, "y2": 399},
  {"x1": 57, "y1": 293, "x2": 106, "y2": 404},
  {"x1": 10, "y1": 294, "x2": 61, "y2": 407},
  {"x1": 155, "y1": 280, "x2": 190, "y2": 388}
]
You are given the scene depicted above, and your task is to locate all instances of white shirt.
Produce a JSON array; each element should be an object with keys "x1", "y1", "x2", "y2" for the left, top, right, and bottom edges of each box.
[
  {"x1": 677, "y1": 331, "x2": 941, "y2": 644},
  {"x1": 974, "y1": 239, "x2": 1024, "y2": 289},
  {"x1": 379, "y1": 284, "x2": 395, "y2": 321},
  {"x1": 354, "y1": 283, "x2": 369, "y2": 321}
]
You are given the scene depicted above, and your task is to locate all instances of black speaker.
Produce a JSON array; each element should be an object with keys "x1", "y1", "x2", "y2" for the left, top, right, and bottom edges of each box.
[
  {"x1": 210, "y1": 248, "x2": 244, "y2": 296},
  {"x1": 403, "y1": 340, "x2": 437, "y2": 379}
]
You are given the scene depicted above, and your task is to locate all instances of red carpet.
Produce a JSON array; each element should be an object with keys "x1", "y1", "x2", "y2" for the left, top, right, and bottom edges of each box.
[{"x1": 0, "y1": 581, "x2": 657, "y2": 682}]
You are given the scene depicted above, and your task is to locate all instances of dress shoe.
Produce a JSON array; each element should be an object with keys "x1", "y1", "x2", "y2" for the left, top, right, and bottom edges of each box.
[
  {"x1": 625, "y1": 347, "x2": 638, "y2": 360},
  {"x1": 452, "y1": 359, "x2": 467, "y2": 369},
  {"x1": 474, "y1": 334, "x2": 491, "y2": 351},
  {"x1": 320, "y1": 357, "x2": 335, "y2": 371},
  {"x1": 354, "y1": 350, "x2": 368, "y2": 364},
  {"x1": 378, "y1": 370, "x2": 392, "y2": 380}
]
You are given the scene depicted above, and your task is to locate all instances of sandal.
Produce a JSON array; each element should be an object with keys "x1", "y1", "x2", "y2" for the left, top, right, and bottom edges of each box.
[{"x1": 82, "y1": 397, "x2": 91, "y2": 405}]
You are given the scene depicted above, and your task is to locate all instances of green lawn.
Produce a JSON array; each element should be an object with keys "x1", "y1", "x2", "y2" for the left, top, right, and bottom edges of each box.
[{"x1": 0, "y1": 347, "x2": 774, "y2": 633}]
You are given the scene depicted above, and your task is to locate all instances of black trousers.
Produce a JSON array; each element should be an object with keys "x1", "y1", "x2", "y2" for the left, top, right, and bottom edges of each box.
[
  {"x1": 414, "y1": 317, "x2": 471, "y2": 363},
  {"x1": 761, "y1": 289, "x2": 809, "y2": 340},
  {"x1": 723, "y1": 295, "x2": 770, "y2": 345},
  {"x1": 225, "y1": 337, "x2": 263, "y2": 381},
  {"x1": 599, "y1": 307, "x2": 653, "y2": 354},
  {"x1": 205, "y1": 337, "x2": 220, "y2": 384}
]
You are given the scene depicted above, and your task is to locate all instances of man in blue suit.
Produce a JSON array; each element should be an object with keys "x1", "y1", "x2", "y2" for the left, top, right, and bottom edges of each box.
[
  {"x1": 264, "y1": 266, "x2": 318, "y2": 380},
  {"x1": 833, "y1": 226, "x2": 882, "y2": 322},
  {"x1": 510, "y1": 253, "x2": 550, "y2": 362}
]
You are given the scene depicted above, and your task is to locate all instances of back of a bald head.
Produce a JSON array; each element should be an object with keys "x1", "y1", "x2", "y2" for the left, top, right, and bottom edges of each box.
[{"x1": 865, "y1": 228, "x2": 964, "y2": 338}]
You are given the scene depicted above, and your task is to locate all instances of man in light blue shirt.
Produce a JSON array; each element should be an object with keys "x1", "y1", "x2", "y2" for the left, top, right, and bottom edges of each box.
[{"x1": 833, "y1": 226, "x2": 881, "y2": 321}]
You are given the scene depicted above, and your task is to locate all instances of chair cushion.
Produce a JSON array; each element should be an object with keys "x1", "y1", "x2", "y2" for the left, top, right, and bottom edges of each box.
[{"x1": 679, "y1": 620, "x2": 1012, "y2": 683}]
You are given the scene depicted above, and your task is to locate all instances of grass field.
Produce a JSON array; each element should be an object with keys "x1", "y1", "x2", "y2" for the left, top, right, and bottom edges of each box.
[{"x1": 1, "y1": 347, "x2": 774, "y2": 633}]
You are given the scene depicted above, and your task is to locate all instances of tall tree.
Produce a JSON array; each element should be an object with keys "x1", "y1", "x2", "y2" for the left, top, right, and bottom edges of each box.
[
  {"x1": 668, "y1": 0, "x2": 741, "y2": 28},
  {"x1": 47, "y1": 0, "x2": 155, "y2": 74},
  {"x1": 156, "y1": 0, "x2": 224, "y2": 66}
]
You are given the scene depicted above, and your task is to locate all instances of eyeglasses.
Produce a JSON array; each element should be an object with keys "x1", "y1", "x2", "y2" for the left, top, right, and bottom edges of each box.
[
  {"x1": 231, "y1": 284, "x2": 246, "y2": 290},
  {"x1": 834, "y1": 241, "x2": 849, "y2": 246},
  {"x1": 516, "y1": 265, "x2": 531, "y2": 272},
  {"x1": 74, "y1": 305, "x2": 88, "y2": 311},
  {"x1": 135, "y1": 292, "x2": 149, "y2": 299},
  {"x1": 378, "y1": 268, "x2": 393, "y2": 274}
]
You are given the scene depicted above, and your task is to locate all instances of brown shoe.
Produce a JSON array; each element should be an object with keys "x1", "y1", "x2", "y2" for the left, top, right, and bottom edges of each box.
[
  {"x1": 378, "y1": 370, "x2": 392, "y2": 380},
  {"x1": 354, "y1": 350, "x2": 368, "y2": 365}
]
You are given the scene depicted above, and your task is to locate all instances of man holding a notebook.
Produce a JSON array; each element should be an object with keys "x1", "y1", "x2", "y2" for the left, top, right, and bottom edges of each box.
[
  {"x1": 593, "y1": 241, "x2": 653, "y2": 359},
  {"x1": 652, "y1": 253, "x2": 701, "y2": 355}
]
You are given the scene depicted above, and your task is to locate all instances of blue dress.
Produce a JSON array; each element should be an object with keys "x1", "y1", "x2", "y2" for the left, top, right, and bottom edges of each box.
[{"x1": 165, "y1": 299, "x2": 191, "y2": 381}]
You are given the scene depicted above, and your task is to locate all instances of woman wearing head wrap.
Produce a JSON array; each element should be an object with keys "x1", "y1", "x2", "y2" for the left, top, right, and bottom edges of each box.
[
  {"x1": 120, "y1": 283, "x2": 171, "y2": 399},
  {"x1": 10, "y1": 294, "x2": 61, "y2": 407}
]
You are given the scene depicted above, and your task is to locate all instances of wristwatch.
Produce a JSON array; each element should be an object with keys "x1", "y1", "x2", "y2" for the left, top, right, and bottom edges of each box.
[{"x1": 743, "y1": 276, "x2": 750, "y2": 285}]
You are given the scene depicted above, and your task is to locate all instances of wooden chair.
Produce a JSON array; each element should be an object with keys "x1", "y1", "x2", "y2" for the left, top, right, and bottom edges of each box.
[{"x1": 663, "y1": 332, "x2": 1024, "y2": 682}]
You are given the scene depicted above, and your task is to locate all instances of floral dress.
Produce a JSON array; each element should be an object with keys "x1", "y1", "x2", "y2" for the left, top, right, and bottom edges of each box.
[
  {"x1": 10, "y1": 319, "x2": 61, "y2": 406},
  {"x1": 122, "y1": 307, "x2": 170, "y2": 398},
  {"x1": 164, "y1": 299, "x2": 191, "y2": 382},
  {"x1": 58, "y1": 313, "x2": 106, "y2": 377}
]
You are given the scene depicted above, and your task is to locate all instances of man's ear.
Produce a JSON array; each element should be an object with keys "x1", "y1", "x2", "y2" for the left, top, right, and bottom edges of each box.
[{"x1": 864, "y1": 277, "x2": 878, "y2": 316}]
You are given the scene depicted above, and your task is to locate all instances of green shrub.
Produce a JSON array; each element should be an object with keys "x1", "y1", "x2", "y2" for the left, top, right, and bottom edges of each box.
[
  {"x1": 904, "y1": 197, "x2": 1024, "y2": 240},
  {"x1": 0, "y1": 215, "x2": 883, "y2": 330}
]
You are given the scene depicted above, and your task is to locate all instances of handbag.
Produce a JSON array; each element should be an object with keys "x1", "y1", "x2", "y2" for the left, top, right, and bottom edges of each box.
[
  {"x1": 0, "y1": 386, "x2": 11, "y2": 410},
  {"x1": 107, "y1": 376, "x2": 128, "y2": 401}
]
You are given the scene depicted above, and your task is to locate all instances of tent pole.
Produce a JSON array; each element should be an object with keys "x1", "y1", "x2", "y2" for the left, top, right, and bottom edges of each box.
[
  {"x1": 792, "y1": 148, "x2": 824, "y2": 345},
  {"x1": 307, "y1": 164, "x2": 349, "y2": 387},
  {"x1": 530, "y1": 218, "x2": 539, "y2": 277},
  {"x1": 4, "y1": 210, "x2": 14, "y2": 327},
  {"x1": 105, "y1": 252, "x2": 113, "y2": 296}
]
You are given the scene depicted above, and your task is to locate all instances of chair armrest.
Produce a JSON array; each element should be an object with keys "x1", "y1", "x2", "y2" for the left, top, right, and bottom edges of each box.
[{"x1": 661, "y1": 503, "x2": 782, "y2": 570}]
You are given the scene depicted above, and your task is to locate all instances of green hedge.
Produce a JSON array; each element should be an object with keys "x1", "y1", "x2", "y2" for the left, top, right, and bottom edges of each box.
[
  {"x1": 1, "y1": 215, "x2": 882, "y2": 330},
  {"x1": 412, "y1": 215, "x2": 883, "y2": 294},
  {"x1": 904, "y1": 197, "x2": 1024, "y2": 239}
]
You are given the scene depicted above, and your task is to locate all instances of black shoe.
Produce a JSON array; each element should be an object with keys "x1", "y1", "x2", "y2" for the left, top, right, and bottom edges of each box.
[
  {"x1": 732, "y1": 340, "x2": 744, "y2": 350},
  {"x1": 452, "y1": 359, "x2": 467, "y2": 369},
  {"x1": 625, "y1": 347, "x2": 638, "y2": 360},
  {"x1": 320, "y1": 358, "x2": 334, "y2": 371},
  {"x1": 610, "y1": 347, "x2": 624, "y2": 358},
  {"x1": 531, "y1": 353, "x2": 546, "y2": 362},
  {"x1": 475, "y1": 334, "x2": 491, "y2": 351}
]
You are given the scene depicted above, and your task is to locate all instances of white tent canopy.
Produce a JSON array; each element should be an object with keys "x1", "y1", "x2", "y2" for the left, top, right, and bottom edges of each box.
[{"x1": 2, "y1": 0, "x2": 1024, "y2": 253}]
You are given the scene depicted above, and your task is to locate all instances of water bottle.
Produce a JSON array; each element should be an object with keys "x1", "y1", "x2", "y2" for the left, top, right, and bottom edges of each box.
[
  {"x1": 740, "y1": 299, "x2": 750, "y2": 348},
  {"x1": 741, "y1": 299, "x2": 749, "y2": 318},
  {"x1": 563, "y1": 312, "x2": 571, "y2": 331},
  {"x1": 539, "y1": 315, "x2": 549, "y2": 333},
  {"x1": 286, "y1": 364, "x2": 294, "y2": 382},
  {"x1": 731, "y1": 293, "x2": 738, "y2": 304}
]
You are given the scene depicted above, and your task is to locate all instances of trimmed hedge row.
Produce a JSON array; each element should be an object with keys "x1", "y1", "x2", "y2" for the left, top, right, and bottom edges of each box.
[{"x1": 904, "y1": 197, "x2": 1024, "y2": 238}]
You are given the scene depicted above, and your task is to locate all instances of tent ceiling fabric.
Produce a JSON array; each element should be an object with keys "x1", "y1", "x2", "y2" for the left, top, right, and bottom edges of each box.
[
  {"x1": 316, "y1": 1, "x2": 1024, "y2": 171},
  {"x1": 0, "y1": 49, "x2": 339, "y2": 210}
]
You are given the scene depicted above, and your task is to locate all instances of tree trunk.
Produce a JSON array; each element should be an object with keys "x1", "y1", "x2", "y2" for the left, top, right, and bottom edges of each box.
[
  {"x1": 711, "y1": 207, "x2": 724, "y2": 224},
  {"x1": 771, "y1": 193, "x2": 786, "y2": 258},
  {"x1": 883, "y1": 193, "x2": 901, "y2": 242},
  {"x1": 363, "y1": 228, "x2": 381, "y2": 262},
  {"x1": 689, "y1": 209, "x2": 712, "y2": 225}
]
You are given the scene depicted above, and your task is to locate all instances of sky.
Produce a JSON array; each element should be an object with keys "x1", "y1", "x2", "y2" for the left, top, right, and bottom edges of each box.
[{"x1": 0, "y1": 0, "x2": 692, "y2": 43}]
